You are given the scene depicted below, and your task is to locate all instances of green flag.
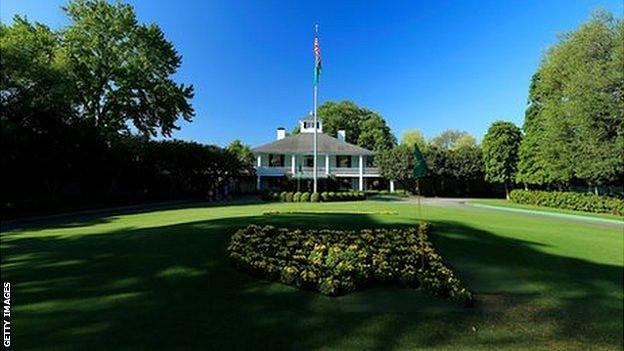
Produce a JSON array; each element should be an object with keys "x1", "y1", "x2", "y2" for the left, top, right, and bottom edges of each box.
[{"x1": 412, "y1": 145, "x2": 428, "y2": 179}]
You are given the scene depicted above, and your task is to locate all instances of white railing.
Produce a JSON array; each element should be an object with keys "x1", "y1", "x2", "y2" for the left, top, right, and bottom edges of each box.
[{"x1": 256, "y1": 166, "x2": 380, "y2": 177}]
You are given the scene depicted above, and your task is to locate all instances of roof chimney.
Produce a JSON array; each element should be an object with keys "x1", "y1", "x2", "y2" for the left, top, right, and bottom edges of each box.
[
  {"x1": 276, "y1": 127, "x2": 286, "y2": 140},
  {"x1": 337, "y1": 130, "x2": 346, "y2": 142}
]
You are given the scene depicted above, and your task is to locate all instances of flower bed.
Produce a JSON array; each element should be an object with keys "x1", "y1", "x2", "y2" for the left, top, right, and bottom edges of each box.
[
  {"x1": 509, "y1": 190, "x2": 624, "y2": 216},
  {"x1": 228, "y1": 223, "x2": 473, "y2": 306}
]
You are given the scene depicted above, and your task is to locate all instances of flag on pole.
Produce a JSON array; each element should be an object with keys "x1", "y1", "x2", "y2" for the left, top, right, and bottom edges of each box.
[
  {"x1": 313, "y1": 25, "x2": 322, "y2": 86},
  {"x1": 412, "y1": 145, "x2": 428, "y2": 179}
]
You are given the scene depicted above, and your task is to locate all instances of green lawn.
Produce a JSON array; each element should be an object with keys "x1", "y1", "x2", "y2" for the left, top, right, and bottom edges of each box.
[
  {"x1": 469, "y1": 198, "x2": 623, "y2": 221},
  {"x1": 1, "y1": 199, "x2": 622, "y2": 350}
]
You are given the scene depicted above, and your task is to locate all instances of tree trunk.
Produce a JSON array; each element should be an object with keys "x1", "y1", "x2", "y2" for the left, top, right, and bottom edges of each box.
[
  {"x1": 594, "y1": 186, "x2": 599, "y2": 195},
  {"x1": 504, "y1": 182, "x2": 509, "y2": 200}
]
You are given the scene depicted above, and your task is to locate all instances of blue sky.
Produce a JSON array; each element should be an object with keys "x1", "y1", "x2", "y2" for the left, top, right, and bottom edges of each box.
[{"x1": 3, "y1": 0, "x2": 622, "y2": 147}]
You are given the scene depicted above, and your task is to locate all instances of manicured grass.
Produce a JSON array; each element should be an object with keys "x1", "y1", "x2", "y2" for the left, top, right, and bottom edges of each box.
[
  {"x1": 1, "y1": 199, "x2": 622, "y2": 350},
  {"x1": 469, "y1": 198, "x2": 624, "y2": 220}
]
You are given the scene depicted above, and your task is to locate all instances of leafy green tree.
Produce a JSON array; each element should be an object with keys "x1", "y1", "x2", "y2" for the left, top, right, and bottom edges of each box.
[
  {"x1": 63, "y1": 0, "x2": 194, "y2": 137},
  {"x1": 518, "y1": 10, "x2": 623, "y2": 192},
  {"x1": 375, "y1": 144, "x2": 414, "y2": 187},
  {"x1": 227, "y1": 139, "x2": 255, "y2": 171},
  {"x1": 482, "y1": 121, "x2": 522, "y2": 198},
  {"x1": 318, "y1": 100, "x2": 396, "y2": 151},
  {"x1": 430, "y1": 129, "x2": 475, "y2": 150},
  {"x1": 401, "y1": 129, "x2": 427, "y2": 151},
  {"x1": 1, "y1": 16, "x2": 73, "y2": 126},
  {"x1": 516, "y1": 73, "x2": 549, "y2": 187}
]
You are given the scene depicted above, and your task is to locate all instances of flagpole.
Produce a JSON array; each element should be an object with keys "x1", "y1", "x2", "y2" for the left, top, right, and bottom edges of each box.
[{"x1": 313, "y1": 24, "x2": 319, "y2": 193}]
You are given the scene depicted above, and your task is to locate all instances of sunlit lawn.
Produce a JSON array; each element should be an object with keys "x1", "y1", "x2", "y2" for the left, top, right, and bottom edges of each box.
[
  {"x1": 1, "y1": 199, "x2": 622, "y2": 350},
  {"x1": 469, "y1": 198, "x2": 624, "y2": 221}
]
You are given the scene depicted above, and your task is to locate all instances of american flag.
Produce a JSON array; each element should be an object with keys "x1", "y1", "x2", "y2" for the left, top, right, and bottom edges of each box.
[
  {"x1": 314, "y1": 35, "x2": 322, "y2": 70},
  {"x1": 313, "y1": 25, "x2": 321, "y2": 86}
]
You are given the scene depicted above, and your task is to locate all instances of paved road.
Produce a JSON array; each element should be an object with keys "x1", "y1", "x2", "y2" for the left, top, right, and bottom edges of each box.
[{"x1": 388, "y1": 196, "x2": 624, "y2": 228}]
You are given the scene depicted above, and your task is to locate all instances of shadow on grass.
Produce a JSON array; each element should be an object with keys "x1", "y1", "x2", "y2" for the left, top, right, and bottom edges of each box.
[
  {"x1": 1, "y1": 196, "x2": 265, "y2": 233},
  {"x1": 1, "y1": 212, "x2": 622, "y2": 350}
]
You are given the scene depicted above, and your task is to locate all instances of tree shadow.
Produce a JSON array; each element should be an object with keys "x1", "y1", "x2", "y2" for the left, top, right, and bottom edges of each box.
[
  {"x1": 1, "y1": 196, "x2": 265, "y2": 233},
  {"x1": 1, "y1": 211, "x2": 622, "y2": 350}
]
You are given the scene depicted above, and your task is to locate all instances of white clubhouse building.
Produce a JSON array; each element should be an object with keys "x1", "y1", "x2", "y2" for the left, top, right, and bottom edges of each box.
[{"x1": 252, "y1": 115, "x2": 385, "y2": 191}]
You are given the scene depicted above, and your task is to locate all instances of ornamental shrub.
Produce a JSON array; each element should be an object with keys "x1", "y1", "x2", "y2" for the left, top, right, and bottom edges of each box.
[
  {"x1": 227, "y1": 223, "x2": 473, "y2": 306},
  {"x1": 261, "y1": 190, "x2": 368, "y2": 202},
  {"x1": 509, "y1": 190, "x2": 624, "y2": 216},
  {"x1": 311, "y1": 192, "x2": 321, "y2": 202}
]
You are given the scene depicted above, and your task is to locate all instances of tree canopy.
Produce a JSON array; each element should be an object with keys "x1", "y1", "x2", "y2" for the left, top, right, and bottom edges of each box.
[
  {"x1": 62, "y1": 0, "x2": 195, "y2": 137},
  {"x1": 516, "y1": 10, "x2": 623, "y2": 190},
  {"x1": 400, "y1": 129, "x2": 427, "y2": 151},
  {"x1": 482, "y1": 121, "x2": 522, "y2": 198},
  {"x1": 375, "y1": 144, "x2": 414, "y2": 184},
  {"x1": 317, "y1": 100, "x2": 396, "y2": 152},
  {"x1": 430, "y1": 129, "x2": 476, "y2": 150}
]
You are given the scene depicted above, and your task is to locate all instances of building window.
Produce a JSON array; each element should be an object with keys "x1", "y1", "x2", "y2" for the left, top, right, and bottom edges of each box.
[
  {"x1": 268, "y1": 154, "x2": 284, "y2": 167},
  {"x1": 304, "y1": 155, "x2": 314, "y2": 167},
  {"x1": 336, "y1": 155, "x2": 351, "y2": 168},
  {"x1": 366, "y1": 156, "x2": 375, "y2": 167},
  {"x1": 303, "y1": 121, "x2": 319, "y2": 129}
]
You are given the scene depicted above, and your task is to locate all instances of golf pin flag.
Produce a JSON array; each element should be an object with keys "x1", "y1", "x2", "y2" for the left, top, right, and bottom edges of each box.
[
  {"x1": 313, "y1": 24, "x2": 321, "y2": 86},
  {"x1": 412, "y1": 145, "x2": 428, "y2": 179}
]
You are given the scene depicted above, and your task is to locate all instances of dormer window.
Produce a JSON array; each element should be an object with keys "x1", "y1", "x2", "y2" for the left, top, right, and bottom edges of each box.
[
  {"x1": 300, "y1": 116, "x2": 323, "y2": 133},
  {"x1": 303, "y1": 121, "x2": 319, "y2": 129}
]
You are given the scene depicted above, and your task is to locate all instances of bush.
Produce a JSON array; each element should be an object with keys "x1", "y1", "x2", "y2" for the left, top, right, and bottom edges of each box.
[
  {"x1": 509, "y1": 190, "x2": 624, "y2": 216},
  {"x1": 371, "y1": 190, "x2": 411, "y2": 197},
  {"x1": 260, "y1": 190, "x2": 368, "y2": 203},
  {"x1": 228, "y1": 223, "x2": 473, "y2": 305},
  {"x1": 293, "y1": 192, "x2": 302, "y2": 202},
  {"x1": 259, "y1": 190, "x2": 272, "y2": 201},
  {"x1": 311, "y1": 192, "x2": 321, "y2": 202},
  {"x1": 321, "y1": 192, "x2": 330, "y2": 201}
]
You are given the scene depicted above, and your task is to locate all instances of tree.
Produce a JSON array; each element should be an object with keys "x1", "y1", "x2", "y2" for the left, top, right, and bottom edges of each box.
[
  {"x1": 401, "y1": 129, "x2": 427, "y2": 151},
  {"x1": 516, "y1": 73, "x2": 549, "y2": 187},
  {"x1": 375, "y1": 145, "x2": 414, "y2": 187},
  {"x1": 1, "y1": 16, "x2": 74, "y2": 127},
  {"x1": 430, "y1": 129, "x2": 475, "y2": 150},
  {"x1": 62, "y1": 0, "x2": 194, "y2": 137},
  {"x1": 517, "y1": 10, "x2": 623, "y2": 192},
  {"x1": 482, "y1": 121, "x2": 522, "y2": 199},
  {"x1": 317, "y1": 100, "x2": 396, "y2": 151},
  {"x1": 227, "y1": 139, "x2": 254, "y2": 172}
]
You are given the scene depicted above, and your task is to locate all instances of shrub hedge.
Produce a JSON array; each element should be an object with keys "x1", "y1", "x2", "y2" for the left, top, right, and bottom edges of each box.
[
  {"x1": 365, "y1": 189, "x2": 412, "y2": 197},
  {"x1": 260, "y1": 190, "x2": 366, "y2": 202},
  {"x1": 509, "y1": 190, "x2": 624, "y2": 216},
  {"x1": 228, "y1": 223, "x2": 473, "y2": 305}
]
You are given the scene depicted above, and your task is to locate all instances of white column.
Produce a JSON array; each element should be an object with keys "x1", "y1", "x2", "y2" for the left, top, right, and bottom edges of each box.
[
  {"x1": 325, "y1": 154, "x2": 330, "y2": 175},
  {"x1": 256, "y1": 155, "x2": 262, "y2": 191},
  {"x1": 390, "y1": 180, "x2": 395, "y2": 192},
  {"x1": 358, "y1": 155, "x2": 364, "y2": 191},
  {"x1": 291, "y1": 154, "x2": 296, "y2": 174}
]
